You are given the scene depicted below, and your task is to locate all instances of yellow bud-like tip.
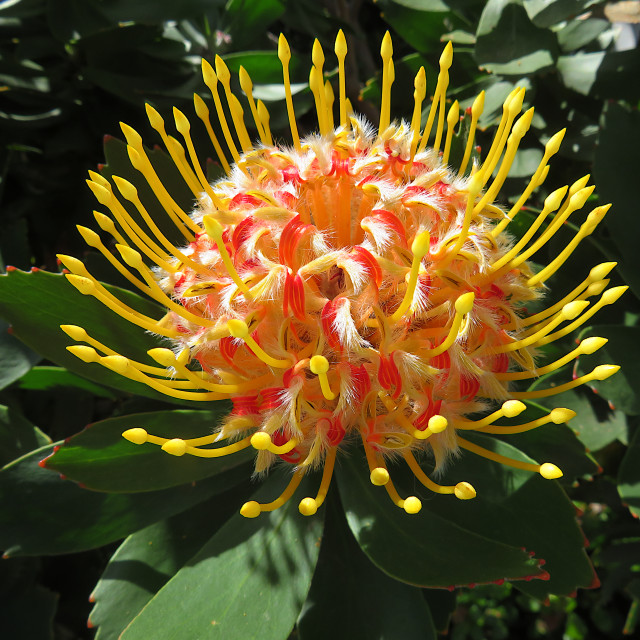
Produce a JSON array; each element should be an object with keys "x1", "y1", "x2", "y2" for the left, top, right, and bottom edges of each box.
[
  {"x1": 312, "y1": 38, "x2": 325, "y2": 68},
  {"x1": 100, "y1": 355, "x2": 130, "y2": 375},
  {"x1": 411, "y1": 230, "x2": 430, "y2": 257},
  {"x1": 550, "y1": 408, "x2": 576, "y2": 424},
  {"x1": 427, "y1": 415, "x2": 448, "y2": 433},
  {"x1": 113, "y1": 175, "x2": 137, "y2": 201},
  {"x1": 309, "y1": 355, "x2": 330, "y2": 375},
  {"x1": 601, "y1": 286, "x2": 628, "y2": 305},
  {"x1": 585, "y1": 280, "x2": 608, "y2": 297},
  {"x1": 277, "y1": 33, "x2": 291, "y2": 62},
  {"x1": 66, "y1": 274, "x2": 95, "y2": 295},
  {"x1": 227, "y1": 319, "x2": 249, "y2": 339},
  {"x1": 539, "y1": 462, "x2": 563, "y2": 480},
  {"x1": 250, "y1": 432, "x2": 272, "y2": 451},
  {"x1": 472, "y1": 90, "x2": 485, "y2": 117},
  {"x1": 561, "y1": 300, "x2": 588, "y2": 320},
  {"x1": 592, "y1": 365, "x2": 620, "y2": 381},
  {"x1": 580, "y1": 337, "x2": 607, "y2": 355},
  {"x1": 60, "y1": 324, "x2": 88, "y2": 341},
  {"x1": 299, "y1": 498, "x2": 318, "y2": 516},
  {"x1": 502, "y1": 400, "x2": 526, "y2": 418},
  {"x1": 193, "y1": 93, "x2": 208, "y2": 118},
  {"x1": 546, "y1": 128, "x2": 566, "y2": 155},
  {"x1": 93, "y1": 211, "x2": 117, "y2": 234},
  {"x1": 145, "y1": 103, "x2": 164, "y2": 131},
  {"x1": 370, "y1": 467, "x2": 390, "y2": 486},
  {"x1": 240, "y1": 501, "x2": 261, "y2": 518},
  {"x1": 440, "y1": 41, "x2": 453, "y2": 68},
  {"x1": 403, "y1": 496, "x2": 422, "y2": 514},
  {"x1": 214, "y1": 55, "x2": 230, "y2": 83},
  {"x1": 58, "y1": 254, "x2": 88, "y2": 274},
  {"x1": 77, "y1": 225, "x2": 100, "y2": 247},
  {"x1": 455, "y1": 291, "x2": 475, "y2": 315},
  {"x1": 203, "y1": 215, "x2": 224, "y2": 240},
  {"x1": 544, "y1": 185, "x2": 568, "y2": 212},
  {"x1": 148, "y1": 348, "x2": 176, "y2": 367},
  {"x1": 122, "y1": 428, "x2": 148, "y2": 445},
  {"x1": 162, "y1": 438, "x2": 187, "y2": 456},
  {"x1": 588, "y1": 262, "x2": 617, "y2": 282},
  {"x1": 468, "y1": 170, "x2": 484, "y2": 195},
  {"x1": 454, "y1": 482, "x2": 477, "y2": 500},
  {"x1": 173, "y1": 107, "x2": 190, "y2": 134},
  {"x1": 67, "y1": 345, "x2": 99, "y2": 363},
  {"x1": 116, "y1": 244, "x2": 144, "y2": 269},
  {"x1": 335, "y1": 29, "x2": 347, "y2": 58},
  {"x1": 569, "y1": 185, "x2": 595, "y2": 211},
  {"x1": 201, "y1": 58, "x2": 217, "y2": 86}
]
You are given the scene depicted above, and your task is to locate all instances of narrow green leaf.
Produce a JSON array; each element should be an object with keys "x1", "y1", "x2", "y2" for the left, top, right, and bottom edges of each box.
[
  {"x1": 0, "y1": 444, "x2": 251, "y2": 556},
  {"x1": 43, "y1": 408, "x2": 256, "y2": 493},
  {"x1": 336, "y1": 450, "x2": 544, "y2": 588},
  {"x1": 90, "y1": 484, "x2": 252, "y2": 640},
  {"x1": 16, "y1": 366, "x2": 118, "y2": 399},
  {"x1": 120, "y1": 471, "x2": 323, "y2": 640},
  {"x1": 298, "y1": 492, "x2": 437, "y2": 640},
  {"x1": 0, "y1": 319, "x2": 40, "y2": 390}
]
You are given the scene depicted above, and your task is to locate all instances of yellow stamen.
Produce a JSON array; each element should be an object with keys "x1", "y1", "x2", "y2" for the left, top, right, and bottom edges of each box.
[
  {"x1": 192, "y1": 93, "x2": 231, "y2": 174},
  {"x1": 418, "y1": 41, "x2": 453, "y2": 153},
  {"x1": 334, "y1": 30, "x2": 348, "y2": 127},
  {"x1": 379, "y1": 31, "x2": 394, "y2": 133},
  {"x1": 227, "y1": 318, "x2": 292, "y2": 369},
  {"x1": 240, "y1": 469, "x2": 305, "y2": 517},
  {"x1": 421, "y1": 292, "x2": 475, "y2": 357},
  {"x1": 361, "y1": 432, "x2": 389, "y2": 485},
  {"x1": 201, "y1": 58, "x2": 240, "y2": 162},
  {"x1": 510, "y1": 365, "x2": 620, "y2": 399},
  {"x1": 527, "y1": 204, "x2": 611, "y2": 286},
  {"x1": 496, "y1": 337, "x2": 607, "y2": 380},
  {"x1": 391, "y1": 230, "x2": 430, "y2": 322},
  {"x1": 238, "y1": 66, "x2": 267, "y2": 145},
  {"x1": 383, "y1": 476, "x2": 422, "y2": 514},
  {"x1": 299, "y1": 447, "x2": 337, "y2": 516},
  {"x1": 492, "y1": 300, "x2": 588, "y2": 354},
  {"x1": 309, "y1": 355, "x2": 337, "y2": 401},
  {"x1": 412, "y1": 414, "x2": 449, "y2": 440},
  {"x1": 202, "y1": 215, "x2": 253, "y2": 297},
  {"x1": 491, "y1": 128, "x2": 566, "y2": 237},
  {"x1": 278, "y1": 34, "x2": 301, "y2": 150},
  {"x1": 256, "y1": 100, "x2": 273, "y2": 145},
  {"x1": 250, "y1": 431, "x2": 299, "y2": 455},
  {"x1": 92, "y1": 210, "x2": 126, "y2": 246},
  {"x1": 535, "y1": 286, "x2": 627, "y2": 347},
  {"x1": 409, "y1": 67, "x2": 427, "y2": 162},
  {"x1": 404, "y1": 451, "x2": 476, "y2": 499},
  {"x1": 442, "y1": 100, "x2": 459, "y2": 165},
  {"x1": 479, "y1": 408, "x2": 576, "y2": 434},
  {"x1": 454, "y1": 400, "x2": 526, "y2": 430},
  {"x1": 459, "y1": 90, "x2": 484, "y2": 175},
  {"x1": 457, "y1": 436, "x2": 563, "y2": 479}
]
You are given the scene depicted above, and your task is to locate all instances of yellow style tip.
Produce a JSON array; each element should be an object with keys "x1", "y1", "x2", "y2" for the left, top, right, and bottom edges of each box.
[
  {"x1": 203, "y1": 214, "x2": 224, "y2": 240},
  {"x1": 238, "y1": 66, "x2": 252, "y2": 93},
  {"x1": 299, "y1": 498, "x2": 318, "y2": 516},
  {"x1": 580, "y1": 336, "x2": 607, "y2": 355},
  {"x1": 312, "y1": 38, "x2": 325, "y2": 68},
  {"x1": 440, "y1": 41, "x2": 453, "y2": 68},
  {"x1": 148, "y1": 348, "x2": 176, "y2": 367},
  {"x1": 145, "y1": 103, "x2": 164, "y2": 130},
  {"x1": 502, "y1": 400, "x2": 526, "y2": 418},
  {"x1": 561, "y1": 300, "x2": 588, "y2": 320},
  {"x1": 100, "y1": 355, "x2": 130, "y2": 375},
  {"x1": 544, "y1": 185, "x2": 568, "y2": 211},
  {"x1": 240, "y1": 501, "x2": 261, "y2": 518},
  {"x1": 546, "y1": 128, "x2": 566, "y2": 154},
  {"x1": 122, "y1": 428, "x2": 148, "y2": 445},
  {"x1": 539, "y1": 463, "x2": 563, "y2": 480},
  {"x1": 227, "y1": 319, "x2": 249, "y2": 339},
  {"x1": 403, "y1": 496, "x2": 422, "y2": 514},
  {"x1": 601, "y1": 286, "x2": 628, "y2": 305},
  {"x1": 278, "y1": 33, "x2": 291, "y2": 61},
  {"x1": 370, "y1": 467, "x2": 390, "y2": 486},
  {"x1": 60, "y1": 324, "x2": 88, "y2": 341},
  {"x1": 427, "y1": 415, "x2": 448, "y2": 433},
  {"x1": 309, "y1": 354, "x2": 330, "y2": 375},
  {"x1": 455, "y1": 291, "x2": 475, "y2": 314},
  {"x1": 112, "y1": 175, "x2": 137, "y2": 200},
  {"x1": 116, "y1": 244, "x2": 144, "y2": 269},
  {"x1": 334, "y1": 29, "x2": 347, "y2": 58},
  {"x1": 119, "y1": 122, "x2": 142, "y2": 146},
  {"x1": 77, "y1": 225, "x2": 100, "y2": 247},
  {"x1": 589, "y1": 262, "x2": 617, "y2": 282},
  {"x1": 550, "y1": 408, "x2": 576, "y2": 424},
  {"x1": 411, "y1": 230, "x2": 430, "y2": 258},
  {"x1": 67, "y1": 345, "x2": 99, "y2": 363},
  {"x1": 454, "y1": 482, "x2": 476, "y2": 500},
  {"x1": 66, "y1": 274, "x2": 95, "y2": 295},
  {"x1": 201, "y1": 58, "x2": 217, "y2": 85},
  {"x1": 381, "y1": 31, "x2": 393, "y2": 59},
  {"x1": 250, "y1": 432, "x2": 272, "y2": 451},
  {"x1": 214, "y1": 55, "x2": 231, "y2": 83},
  {"x1": 592, "y1": 365, "x2": 620, "y2": 381},
  {"x1": 162, "y1": 438, "x2": 187, "y2": 456}
]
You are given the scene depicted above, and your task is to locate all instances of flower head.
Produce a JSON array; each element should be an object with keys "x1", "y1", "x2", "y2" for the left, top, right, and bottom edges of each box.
[{"x1": 59, "y1": 31, "x2": 623, "y2": 518}]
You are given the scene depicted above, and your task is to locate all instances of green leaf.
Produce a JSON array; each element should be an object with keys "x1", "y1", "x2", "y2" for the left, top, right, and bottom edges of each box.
[
  {"x1": 556, "y1": 18, "x2": 610, "y2": 53},
  {"x1": 594, "y1": 102, "x2": 640, "y2": 298},
  {"x1": 224, "y1": 0, "x2": 285, "y2": 50},
  {"x1": 338, "y1": 436, "x2": 595, "y2": 597},
  {"x1": 575, "y1": 325, "x2": 640, "y2": 416},
  {"x1": 0, "y1": 404, "x2": 50, "y2": 467},
  {"x1": 522, "y1": 0, "x2": 592, "y2": 28},
  {"x1": 557, "y1": 52, "x2": 604, "y2": 95},
  {"x1": 619, "y1": 428, "x2": 640, "y2": 518},
  {"x1": 0, "y1": 269, "x2": 200, "y2": 403},
  {"x1": 475, "y1": 0, "x2": 558, "y2": 75},
  {"x1": 336, "y1": 450, "x2": 544, "y2": 588},
  {"x1": 43, "y1": 408, "x2": 257, "y2": 493},
  {"x1": 120, "y1": 471, "x2": 323, "y2": 640},
  {"x1": 0, "y1": 444, "x2": 250, "y2": 556},
  {"x1": 15, "y1": 366, "x2": 118, "y2": 398},
  {"x1": 298, "y1": 492, "x2": 437, "y2": 640},
  {"x1": 90, "y1": 484, "x2": 251, "y2": 640},
  {"x1": 0, "y1": 319, "x2": 40, "y2": 390}
]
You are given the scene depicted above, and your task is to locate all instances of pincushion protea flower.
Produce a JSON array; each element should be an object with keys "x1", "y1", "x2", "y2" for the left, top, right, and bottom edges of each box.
[{"x1": 58, "y1": 31, "x2": 623, "y2": 519}]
